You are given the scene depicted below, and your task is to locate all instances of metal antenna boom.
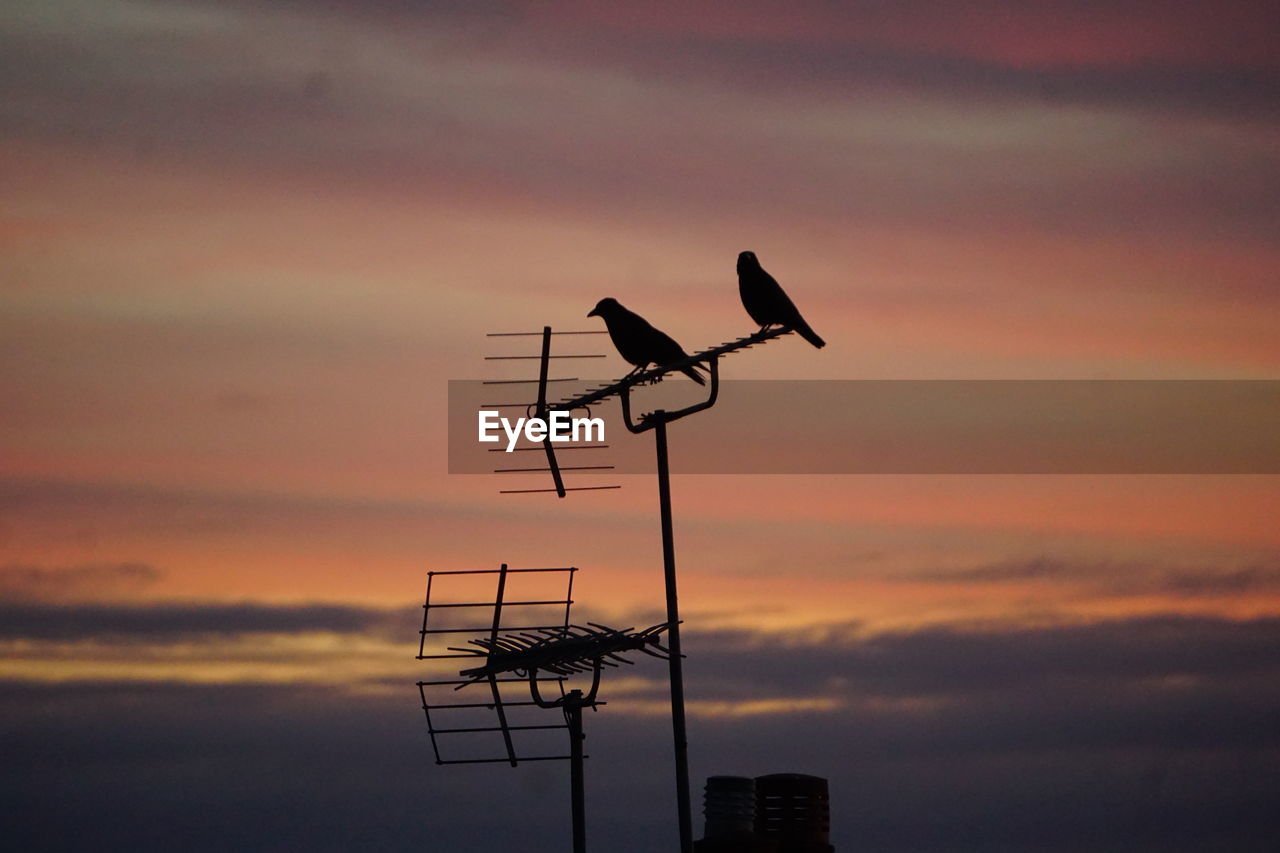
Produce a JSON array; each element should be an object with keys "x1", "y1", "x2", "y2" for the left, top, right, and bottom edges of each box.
[{"x1": 547, "y1": 326, "x2": 793, "y2": 415}]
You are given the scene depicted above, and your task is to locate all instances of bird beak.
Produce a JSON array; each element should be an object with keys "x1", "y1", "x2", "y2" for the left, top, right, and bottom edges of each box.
[{"x1": 587, "y1": 308, "x2": 599, "y2": 318}]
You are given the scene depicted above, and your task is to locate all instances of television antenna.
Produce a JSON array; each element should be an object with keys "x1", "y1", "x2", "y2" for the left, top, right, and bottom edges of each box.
[{"x1": 417, "y1": 564, "x2": 671, "y2": 853}]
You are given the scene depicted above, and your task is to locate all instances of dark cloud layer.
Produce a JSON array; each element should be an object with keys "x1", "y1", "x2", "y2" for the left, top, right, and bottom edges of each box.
[
  {"x1": 685, "y1": 615, "x2": 1280, "y2": 702},
  {"x1": 3, "y1": 614, "x2": 1279, "y2": 850}
]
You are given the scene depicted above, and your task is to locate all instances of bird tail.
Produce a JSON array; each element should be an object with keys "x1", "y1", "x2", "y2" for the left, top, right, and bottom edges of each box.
[
  {"x1": 792, "y1": 321, "x2": 825, "y2": 349},
  {"x1": 682, "y1": 364, "x2": 707, "y2": 385}
]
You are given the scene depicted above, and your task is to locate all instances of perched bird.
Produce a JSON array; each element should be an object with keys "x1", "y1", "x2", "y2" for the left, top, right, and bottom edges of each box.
[
  {"x1": 587, "y1": 298, "x2": 706, "y2": 384},
  {"x1": 736, "y1": 250, "x2": 825, "y2": 348}
]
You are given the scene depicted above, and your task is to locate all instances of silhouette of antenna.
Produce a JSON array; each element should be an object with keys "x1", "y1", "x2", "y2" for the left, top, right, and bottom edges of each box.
[
  {"x1": 483, "y1": 327, "x2": 620, "y2": 496},
  {"x1": 417, "y1": 563, "x2": 671, "y2": 853},
  {"x1": 446, "y1": 317, "x2": 814, "y2": 853}
]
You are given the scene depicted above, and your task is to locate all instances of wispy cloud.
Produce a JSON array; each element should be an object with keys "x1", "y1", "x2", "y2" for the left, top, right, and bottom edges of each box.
[
  {"x1": 4, "y1": 0, "x2": 1275, "y2": 239},
  {"x1": 906, "y1": 554, "x2": 1280, "y2": 599},
  {"x1": 0, "y1": 600, "x2": 414, "y2": 641},
  {"x1": 0, "y1": 561, "x2": 162, "y2": 601}
]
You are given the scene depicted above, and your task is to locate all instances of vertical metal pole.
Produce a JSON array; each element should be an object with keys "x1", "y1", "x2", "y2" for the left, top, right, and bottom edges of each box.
[
  {"x1": 566, "y1": 692, "x2": 586, "y2": 853},
  {"x1": 654, "y1": 414, "x2": 694, "y2": 853}
]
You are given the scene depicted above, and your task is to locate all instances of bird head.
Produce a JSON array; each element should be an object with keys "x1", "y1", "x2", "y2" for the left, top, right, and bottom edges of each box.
[
  {"x1": 737, "y1": 250, "x2": 759, "y2": 273},
  {"x1": 587, "y1": 297, "x2": 621, "y2": 318}
]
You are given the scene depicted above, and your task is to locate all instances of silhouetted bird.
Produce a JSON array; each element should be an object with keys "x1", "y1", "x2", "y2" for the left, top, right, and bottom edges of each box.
[
  {"x1": 736, "y1": 250, "x2": 825, "y2": 348},
  {"x1": 587, "y1": 298, "x2": 706, "y2": 384}
]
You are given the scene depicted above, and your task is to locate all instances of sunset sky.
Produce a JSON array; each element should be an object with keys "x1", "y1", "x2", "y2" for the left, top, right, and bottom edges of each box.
[{"x1": 3, "y1": 1, "x2": 1279, "y2": 850}]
